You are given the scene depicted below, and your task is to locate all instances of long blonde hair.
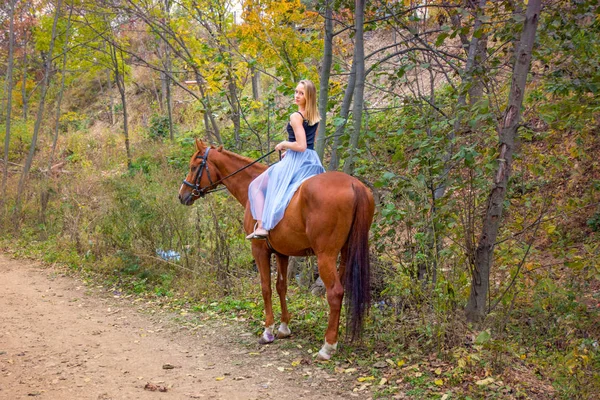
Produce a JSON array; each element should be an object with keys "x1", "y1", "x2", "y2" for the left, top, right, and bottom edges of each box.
[{"x1": 299, "y1": 79, "x2": 321, "y2": 126}]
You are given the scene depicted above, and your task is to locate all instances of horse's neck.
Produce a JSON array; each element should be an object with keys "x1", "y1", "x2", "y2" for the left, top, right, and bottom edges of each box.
[{"x1": 213, "y1": 150, "x2": 266, "y2": 206}]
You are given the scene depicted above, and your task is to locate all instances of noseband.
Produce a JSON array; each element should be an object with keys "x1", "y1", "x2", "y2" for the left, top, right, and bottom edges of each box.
[
  {"x1": 182, "y1": 148, "x2": 278, "y2": 199},
  {"x1": 182, "y1": 147, "x2": 215, "y2": 198}
]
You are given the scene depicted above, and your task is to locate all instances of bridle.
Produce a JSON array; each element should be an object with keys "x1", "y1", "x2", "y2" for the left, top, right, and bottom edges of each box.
[{"x1": 182, "y1": 147, "x2": 278, "y2": 198}]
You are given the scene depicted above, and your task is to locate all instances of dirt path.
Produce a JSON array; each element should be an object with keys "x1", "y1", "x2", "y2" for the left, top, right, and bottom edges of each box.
[{"x1": 0, "y1": 255, "x2": 354, "y2": 400}]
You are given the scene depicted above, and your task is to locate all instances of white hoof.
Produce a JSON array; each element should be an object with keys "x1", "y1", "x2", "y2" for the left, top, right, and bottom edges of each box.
[
  {"x1": 316, "y1": 341, "x2": 337, "y2": 361},
  {"x1": 276, "y1": 323, "x2": 291, "y2": 339},
  {"x1": 258, "y1": 325, "x2": 275, "y2": 344}
]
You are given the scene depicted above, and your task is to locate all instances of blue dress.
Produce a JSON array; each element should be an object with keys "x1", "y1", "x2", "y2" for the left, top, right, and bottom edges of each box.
[{"x1": 248, "y1": 112, "x2": 325, "y2": 230}]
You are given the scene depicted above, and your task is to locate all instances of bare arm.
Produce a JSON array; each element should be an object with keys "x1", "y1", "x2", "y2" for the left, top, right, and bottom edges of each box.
[{"x1": 275, "y1": 113, "x2": 307, "y2": 152}]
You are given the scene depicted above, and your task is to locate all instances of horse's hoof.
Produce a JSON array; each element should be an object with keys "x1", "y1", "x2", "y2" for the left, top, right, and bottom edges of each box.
[
  {"x1": 276, "y1": 330, "x2": 291, "y2": 339},
  {"x1": 258, "y1": 331, "x2": 275, "y2": 345},
  {"x1": 316, "y1": 341, "x2": 337, "y2": 361},
  {"x1": 276, "y1": 323, "x2": 291, "y2": 339}
]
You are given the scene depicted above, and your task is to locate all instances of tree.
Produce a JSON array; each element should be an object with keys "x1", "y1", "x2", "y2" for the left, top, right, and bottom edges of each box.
[
  {"x1": 315, "y1": 0, "x2": 333, "y2": 161},
  {"x1": 465, "y1": 0, "x2": 542, "y2": 322},
  {"x1": 1, "y1": 0, "x2": 17, "y2": 215},
  {"x1": 343, "y1": 0, "x2": 365, "y2": 176},
  {"x1": 14, "y1": 0, "x2": 63, "y2": 221}
]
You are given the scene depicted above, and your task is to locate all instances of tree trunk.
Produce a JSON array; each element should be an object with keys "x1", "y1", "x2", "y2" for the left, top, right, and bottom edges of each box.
[
  {"x1": 343, "y1": 0, "x2": 365, "y2": 176},
  {"x1": 436, "y1": 0, "x2": 488, "y2": 200},
  {"x1": 107, "y1": 68, "x2": 115, "y2": 125},
  {"x1": 1, "y1": 0, "x2": 16, "y2": 214},
  {"x1": 328, "y1": 58, "x2": 356, "y2": 171},
  {"x1": 465, "y1": 0, "x2": 542, "y2": 323},
  {"x1": 49, "y1": 3, "x2": 73, "y2": 171},
  {"x1": 315, "y1": 0, "x2": 333, "y2": 160},
  {"x1": 251, "y1": 66, "x2": 260, "y2": 101},
  {"x1": 21, "y1": 39, "x2": 28, "y2": 121},
  {"x1": 14, "y1": 0, "x2": 62, "y2": 221},
  {"x1": 227, "y1": 71, "x2": 241, "y2": 148},
  {"x1": 110, "y1": 42, "x2": 132, "y2": 168}
]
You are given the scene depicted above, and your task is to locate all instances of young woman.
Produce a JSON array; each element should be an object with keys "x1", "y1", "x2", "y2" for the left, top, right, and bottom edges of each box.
[{"x1": 246, "y1": 79, "x2": 325, "y2": 239}]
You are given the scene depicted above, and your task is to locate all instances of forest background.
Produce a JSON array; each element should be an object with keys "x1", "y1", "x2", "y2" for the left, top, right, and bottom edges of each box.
[{"x1": 0, "y1": 0, "x2": 599, "y2": 398}]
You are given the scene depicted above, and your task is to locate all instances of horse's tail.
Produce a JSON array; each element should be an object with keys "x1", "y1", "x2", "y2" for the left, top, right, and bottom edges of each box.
[{"x1": 344, "y1": 182, "x2": 373, "y2": 342}]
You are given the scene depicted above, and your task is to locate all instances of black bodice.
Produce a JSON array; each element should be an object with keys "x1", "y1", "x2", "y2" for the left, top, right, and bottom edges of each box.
[{"x1": 286, "y1": 112, "x2": 318, "y2": 150}]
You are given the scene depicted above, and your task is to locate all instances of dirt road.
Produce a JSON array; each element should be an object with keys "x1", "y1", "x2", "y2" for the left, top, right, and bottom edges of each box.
[{"x1": 0, "y1": 255, "x2": 352, "y2": 400}]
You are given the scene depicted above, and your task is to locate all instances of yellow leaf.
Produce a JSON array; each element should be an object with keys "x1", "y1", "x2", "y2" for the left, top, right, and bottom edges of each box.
[
  {"x1": 397, "y1": 360, "x2": 405, "y2": 367},
  {"x1": 357, "y1": 376, "x2": 375, "y2": 382},
  {"x1": 434, "y1": 379, "x2": 444, "y2": 386},
  {"x1": 215, "y1": 376, "x2": 225, "y2": 381},
  {"x1": 475, "y1": 377, "x2": 495, "y2": 385},
  {"x1": 291, "y1": 360, "x2": 300, "y2": 367},
  {"x1": 434, "y1": 367, "x2": 442, "y2": 375}
]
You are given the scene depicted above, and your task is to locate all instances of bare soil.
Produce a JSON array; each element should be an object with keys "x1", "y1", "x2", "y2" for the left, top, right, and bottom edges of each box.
[{"x1": 0, "y1": 255, "x2": 356, "y2": 400}]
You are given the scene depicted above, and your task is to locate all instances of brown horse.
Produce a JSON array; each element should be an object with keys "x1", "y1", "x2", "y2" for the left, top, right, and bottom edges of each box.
[{"x1": 178, "y1": 140, "x2": 374, "y2": 360}]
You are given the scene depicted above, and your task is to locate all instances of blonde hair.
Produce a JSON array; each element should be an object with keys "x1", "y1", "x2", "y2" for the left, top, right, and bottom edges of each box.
[{"x1": 299, "y1": 79, "x2": 321, "y2": 126}]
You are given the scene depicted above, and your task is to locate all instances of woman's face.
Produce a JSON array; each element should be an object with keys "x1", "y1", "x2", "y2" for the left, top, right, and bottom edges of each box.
[{"x1": 294, "y1": 84, "x2": 306, "y2": 107}]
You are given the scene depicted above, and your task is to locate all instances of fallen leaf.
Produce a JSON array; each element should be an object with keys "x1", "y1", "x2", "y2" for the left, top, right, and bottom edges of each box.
[
  {"x1": 397, "y1": 360, "x2": 405, "y2": 367},
  {"x1": 476, "y1": 377, "x2": 495, "y2": 386},
  {"x1": 434, "y1": 379, "x2": 444, "y2": 386},
  {"x1": 215, "y1": 376, "x2": 225, "y2": 381},
  {"x1": 344, "y1": 368, "x2": 357, "y2": 374},
  {"x1": 434, "y1": 367, "x2": 442, "y2": 375},
  {"x1": 357, "y1": 376, "x2": 375, "y2": 382},
  {"x1": 277, "y1": 367, "x2": 285, "y2": 372},
  {"x1": 379, "y1": 378, "x2": 388, "y2": 386}
]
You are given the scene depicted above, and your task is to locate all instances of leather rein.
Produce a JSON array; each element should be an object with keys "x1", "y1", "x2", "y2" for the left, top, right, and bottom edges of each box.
[{"x1": 182, "y1": 148, "x2": 278, "y2": 198}]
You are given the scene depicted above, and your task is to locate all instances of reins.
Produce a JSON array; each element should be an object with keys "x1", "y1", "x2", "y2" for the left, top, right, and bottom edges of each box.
[{"x1": 183, "y1": 148, "x2": 279, "y2": 198}]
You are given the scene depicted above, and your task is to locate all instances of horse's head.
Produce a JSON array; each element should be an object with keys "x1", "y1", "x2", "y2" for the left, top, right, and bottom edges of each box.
[{"x1": 178, "y1": 139, "x2": 221, "y2": 205}]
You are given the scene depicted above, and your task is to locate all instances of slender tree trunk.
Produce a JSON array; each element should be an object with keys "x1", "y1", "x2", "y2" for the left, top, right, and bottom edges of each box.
[
  {"x1": 328, "y1": 58, "x2": 356, "y2": 171},
  {"x1": 436, "y1": 0, "x2": 488, "y2": 200},
  {"x1": 315, "y1": 0, "x2": 333, "y2": 160},
  {"x1": 107, "y1": 68, "x2": 115, "y2": 125},
  {"x1": 1, "y1": 0, "x2": 16, "y2": 215},
  {"x1": 21, "y1": 40, "x2": 29, "y2": 121},
  {"x1": 162, "y1": 0, "x2": 174, "y2": 140},
  {"x1": 343, "y1": 0, "x2": 365, "y2": 176},
  {"x1": 109, "y1": 41, "x2": 132, "y2": 168},
  {"x1": 49, "y1": 3, "x2": 73, "y2": 170},
  {"x1": 465, "y1": 0, "x2": 542, "y2": 323},
  {"x1": 251, "y1": 66, "x2": 260, "y2": 101},
  {"x1": 14, "y1": 0, "x2": 63, "y2": 221},
  {"x1": 197, "y1": 80, "x2": 222, "y2": 144},
  {"x1": 227, "y1": 71, "x2": 241, "y2": 148}
]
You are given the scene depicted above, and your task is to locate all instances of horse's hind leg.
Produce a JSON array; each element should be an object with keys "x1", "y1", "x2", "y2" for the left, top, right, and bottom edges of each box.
[
  {"x1": 316, "y1": 253, "x2": 344, "y2": 361},
  {"x1": 253, "y1": 245, "x2": 276, "y2": 344},
  {"x1": 275, "y1": 254, "x2": 291, "y2": 339}
]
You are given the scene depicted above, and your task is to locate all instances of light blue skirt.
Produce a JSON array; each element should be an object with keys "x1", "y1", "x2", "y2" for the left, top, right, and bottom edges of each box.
[{"x1": 248, "y1": 149, "x2": 325, "y2": 230}]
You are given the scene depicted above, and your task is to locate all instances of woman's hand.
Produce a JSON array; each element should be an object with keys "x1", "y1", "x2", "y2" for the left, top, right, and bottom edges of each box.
[{"x1": 275, "y1": 141, "x2": 288, "y2": 151}]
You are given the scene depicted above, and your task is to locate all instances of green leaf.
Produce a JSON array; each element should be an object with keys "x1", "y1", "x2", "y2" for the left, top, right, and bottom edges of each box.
[{"x1": 475, "y1": 329, "x2": 491, "y2": 345}]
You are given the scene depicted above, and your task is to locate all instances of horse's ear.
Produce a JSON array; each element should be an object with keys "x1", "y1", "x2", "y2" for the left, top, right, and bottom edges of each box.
[
  {"x1": 195, "y1": 138, "x2": 204, "y2": 151},
  {"x1": 217, "y1": 145, "x2": 223, "y2": 152}
]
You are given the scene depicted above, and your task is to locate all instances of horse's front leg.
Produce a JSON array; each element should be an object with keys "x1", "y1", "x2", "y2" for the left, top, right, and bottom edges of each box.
[
  {"x1": 315, "y1": 253, "x2": 344, "y2": 361},
  {"x1": 275, "y1": 254, "x2": 291, "y2": 339},
  {"x1": 252, "y1": 244, "x2": 276, "y2": 344}
]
